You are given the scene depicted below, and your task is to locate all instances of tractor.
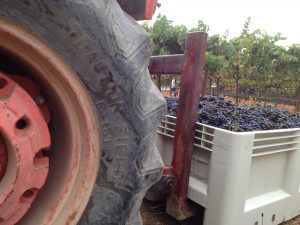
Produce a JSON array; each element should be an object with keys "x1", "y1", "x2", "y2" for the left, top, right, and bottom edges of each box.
[{"x1": 0, "y1": 1, "x2": 165, "y2": 224}]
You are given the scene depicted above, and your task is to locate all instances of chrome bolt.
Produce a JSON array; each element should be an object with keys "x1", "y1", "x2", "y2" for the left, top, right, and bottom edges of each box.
[{"x1": 35, "y1": 96, "x2": 46, "y2": 106}]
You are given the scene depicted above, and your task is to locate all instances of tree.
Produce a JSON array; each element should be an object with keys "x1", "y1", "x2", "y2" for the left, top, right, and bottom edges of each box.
[
  {"x1": 143, "y1": 14, "x2": 300, "y2": 111},
  {"x1": 221, "y1": 18, "x2": 253, "y2": 103},
  {"x1": 189, "y1": 20, "x2": 210, "y2": 33},
  {"x1": 205, "y1": 33, "x2": 229, "y2": 95},
  {"x1": 241, "y1": 30, "x2": 286, "y2": 104},
  {"x1": 241, "y1": 17, "x2": 251, "y2": 37},
  {"x1": 142, "y1": 14, "x2": 187, "y2": 55},
  {"x1": 286, "y1": 44, "x2": 300, "y2": 110}
]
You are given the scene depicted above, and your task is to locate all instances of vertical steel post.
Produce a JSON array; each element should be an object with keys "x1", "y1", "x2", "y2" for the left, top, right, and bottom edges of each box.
[{"x1": 166, "y1": 32, "x2": 207, "y2": 220}]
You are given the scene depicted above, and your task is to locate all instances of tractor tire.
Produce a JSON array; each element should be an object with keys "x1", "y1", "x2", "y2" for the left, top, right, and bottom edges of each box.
[{"x1": 0, "y1": 1, "x2": 166, "y2": 225}]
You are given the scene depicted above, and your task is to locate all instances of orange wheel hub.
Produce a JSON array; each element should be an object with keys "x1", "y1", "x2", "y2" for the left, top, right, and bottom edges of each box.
[{"x1": 0, "y1": 72, "x2": 51, "y2": 224}]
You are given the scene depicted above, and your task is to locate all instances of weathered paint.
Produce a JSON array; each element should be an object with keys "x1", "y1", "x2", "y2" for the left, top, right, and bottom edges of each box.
[
  {"x1": 0, "y1": 72, "x2": 51, "y2": 224},
  {"x1": 149, "y1": 32, "x2": 208, "y2": 220},
  {"x1": 149, "y1": 55, "x2": 185, "y2": 75},
  {"x1": 166, "y1": 32, "x2": 207, "y2": 220},
  {"x1": 0, "y1": 134, "x2": 7, "y2": 181},
  {"x1": 117, "y1": 0, "x2": 158, "y2": 20},
  {"x1": 9, "y1": 75, "x2": 51, "y2": 124}
]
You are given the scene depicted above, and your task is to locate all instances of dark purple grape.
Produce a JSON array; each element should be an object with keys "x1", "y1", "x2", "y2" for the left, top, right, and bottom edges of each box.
[{"x1": 164, "y1": 96, "x2": 300, "y2": 132}]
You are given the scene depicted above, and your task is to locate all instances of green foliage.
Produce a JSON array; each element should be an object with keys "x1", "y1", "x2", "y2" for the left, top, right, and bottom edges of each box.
[
  {"x1": 142, "y1": 14, "x2": 187, "y2": 55},
  {"x1": 144, "y1": 15, "x2": 300, "y2": 105},
  {"x1": 189, "y1": 20, "x2": 210, "y2": 33},
  {"x1": 241, "y1": 17, "x2": 251, "y2": 37}
]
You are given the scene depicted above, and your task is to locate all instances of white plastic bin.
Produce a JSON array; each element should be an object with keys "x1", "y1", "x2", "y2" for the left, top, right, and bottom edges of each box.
[{"x1": 156, "y1": 115, "x2": 300, "y2": 225}]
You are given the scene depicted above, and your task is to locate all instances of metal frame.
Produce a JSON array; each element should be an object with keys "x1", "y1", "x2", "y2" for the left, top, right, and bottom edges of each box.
[{"x1": 148, "y1": 31, "x2": 208, "y2": 220}]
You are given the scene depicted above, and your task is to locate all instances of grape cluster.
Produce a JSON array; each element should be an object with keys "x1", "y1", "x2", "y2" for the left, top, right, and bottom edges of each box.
[{"x1": 165, "y1": 96, "x2": 300, "y2": 132}]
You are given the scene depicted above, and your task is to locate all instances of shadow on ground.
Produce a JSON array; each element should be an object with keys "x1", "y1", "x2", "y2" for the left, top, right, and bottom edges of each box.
[{"x1": 141, "y1": 199, "x2": 204, "y2": 225}]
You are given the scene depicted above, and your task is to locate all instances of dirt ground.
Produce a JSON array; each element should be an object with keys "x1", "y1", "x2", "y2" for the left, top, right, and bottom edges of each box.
[
  {"x1": 141, "y1": 199, "x2": 204, "y2": 225},
  {"x1": 141, "y1": 199, "x2": 300, "y2": 225},
  {"x1": 281, "y1": 217, "x2": 300, "y2": 225}
]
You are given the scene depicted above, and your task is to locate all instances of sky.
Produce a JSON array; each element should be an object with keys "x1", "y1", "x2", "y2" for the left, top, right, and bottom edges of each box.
[{"x1": 152, "y1": 0, "x2": 300, "y2": 46}]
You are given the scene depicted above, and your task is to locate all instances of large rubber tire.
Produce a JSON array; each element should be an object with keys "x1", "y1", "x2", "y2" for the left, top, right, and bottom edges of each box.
[{"x1": 0, "y1": 1, "x2": 166, "y2": 225}]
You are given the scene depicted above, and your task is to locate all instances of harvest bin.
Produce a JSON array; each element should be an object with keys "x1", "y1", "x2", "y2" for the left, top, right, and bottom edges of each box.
[{"x1": 156, "y1": 115, "x2": 300, "y2": 225}]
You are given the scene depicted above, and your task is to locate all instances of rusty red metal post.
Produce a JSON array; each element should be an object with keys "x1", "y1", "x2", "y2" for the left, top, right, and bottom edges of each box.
[
  {"x1": 166, "y1": 32, "x2": 207, "y2": 220},
  {"x1": 149, "y1": 54, "x2": 184, "y2": 75},
  {"x1": 148, "y1": 31, "x2": 207, "y2": 220}
]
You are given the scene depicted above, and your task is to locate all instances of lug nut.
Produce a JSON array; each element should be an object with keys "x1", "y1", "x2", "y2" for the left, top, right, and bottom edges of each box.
[{"x1": 35, "y1": 96, "x2": 46, "y2": 106}]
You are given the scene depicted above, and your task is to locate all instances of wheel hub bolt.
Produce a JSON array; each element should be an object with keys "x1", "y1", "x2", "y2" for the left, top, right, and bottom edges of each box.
[{"x1": 35, "y1": 95, "x2": 46, "y2": 106}]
